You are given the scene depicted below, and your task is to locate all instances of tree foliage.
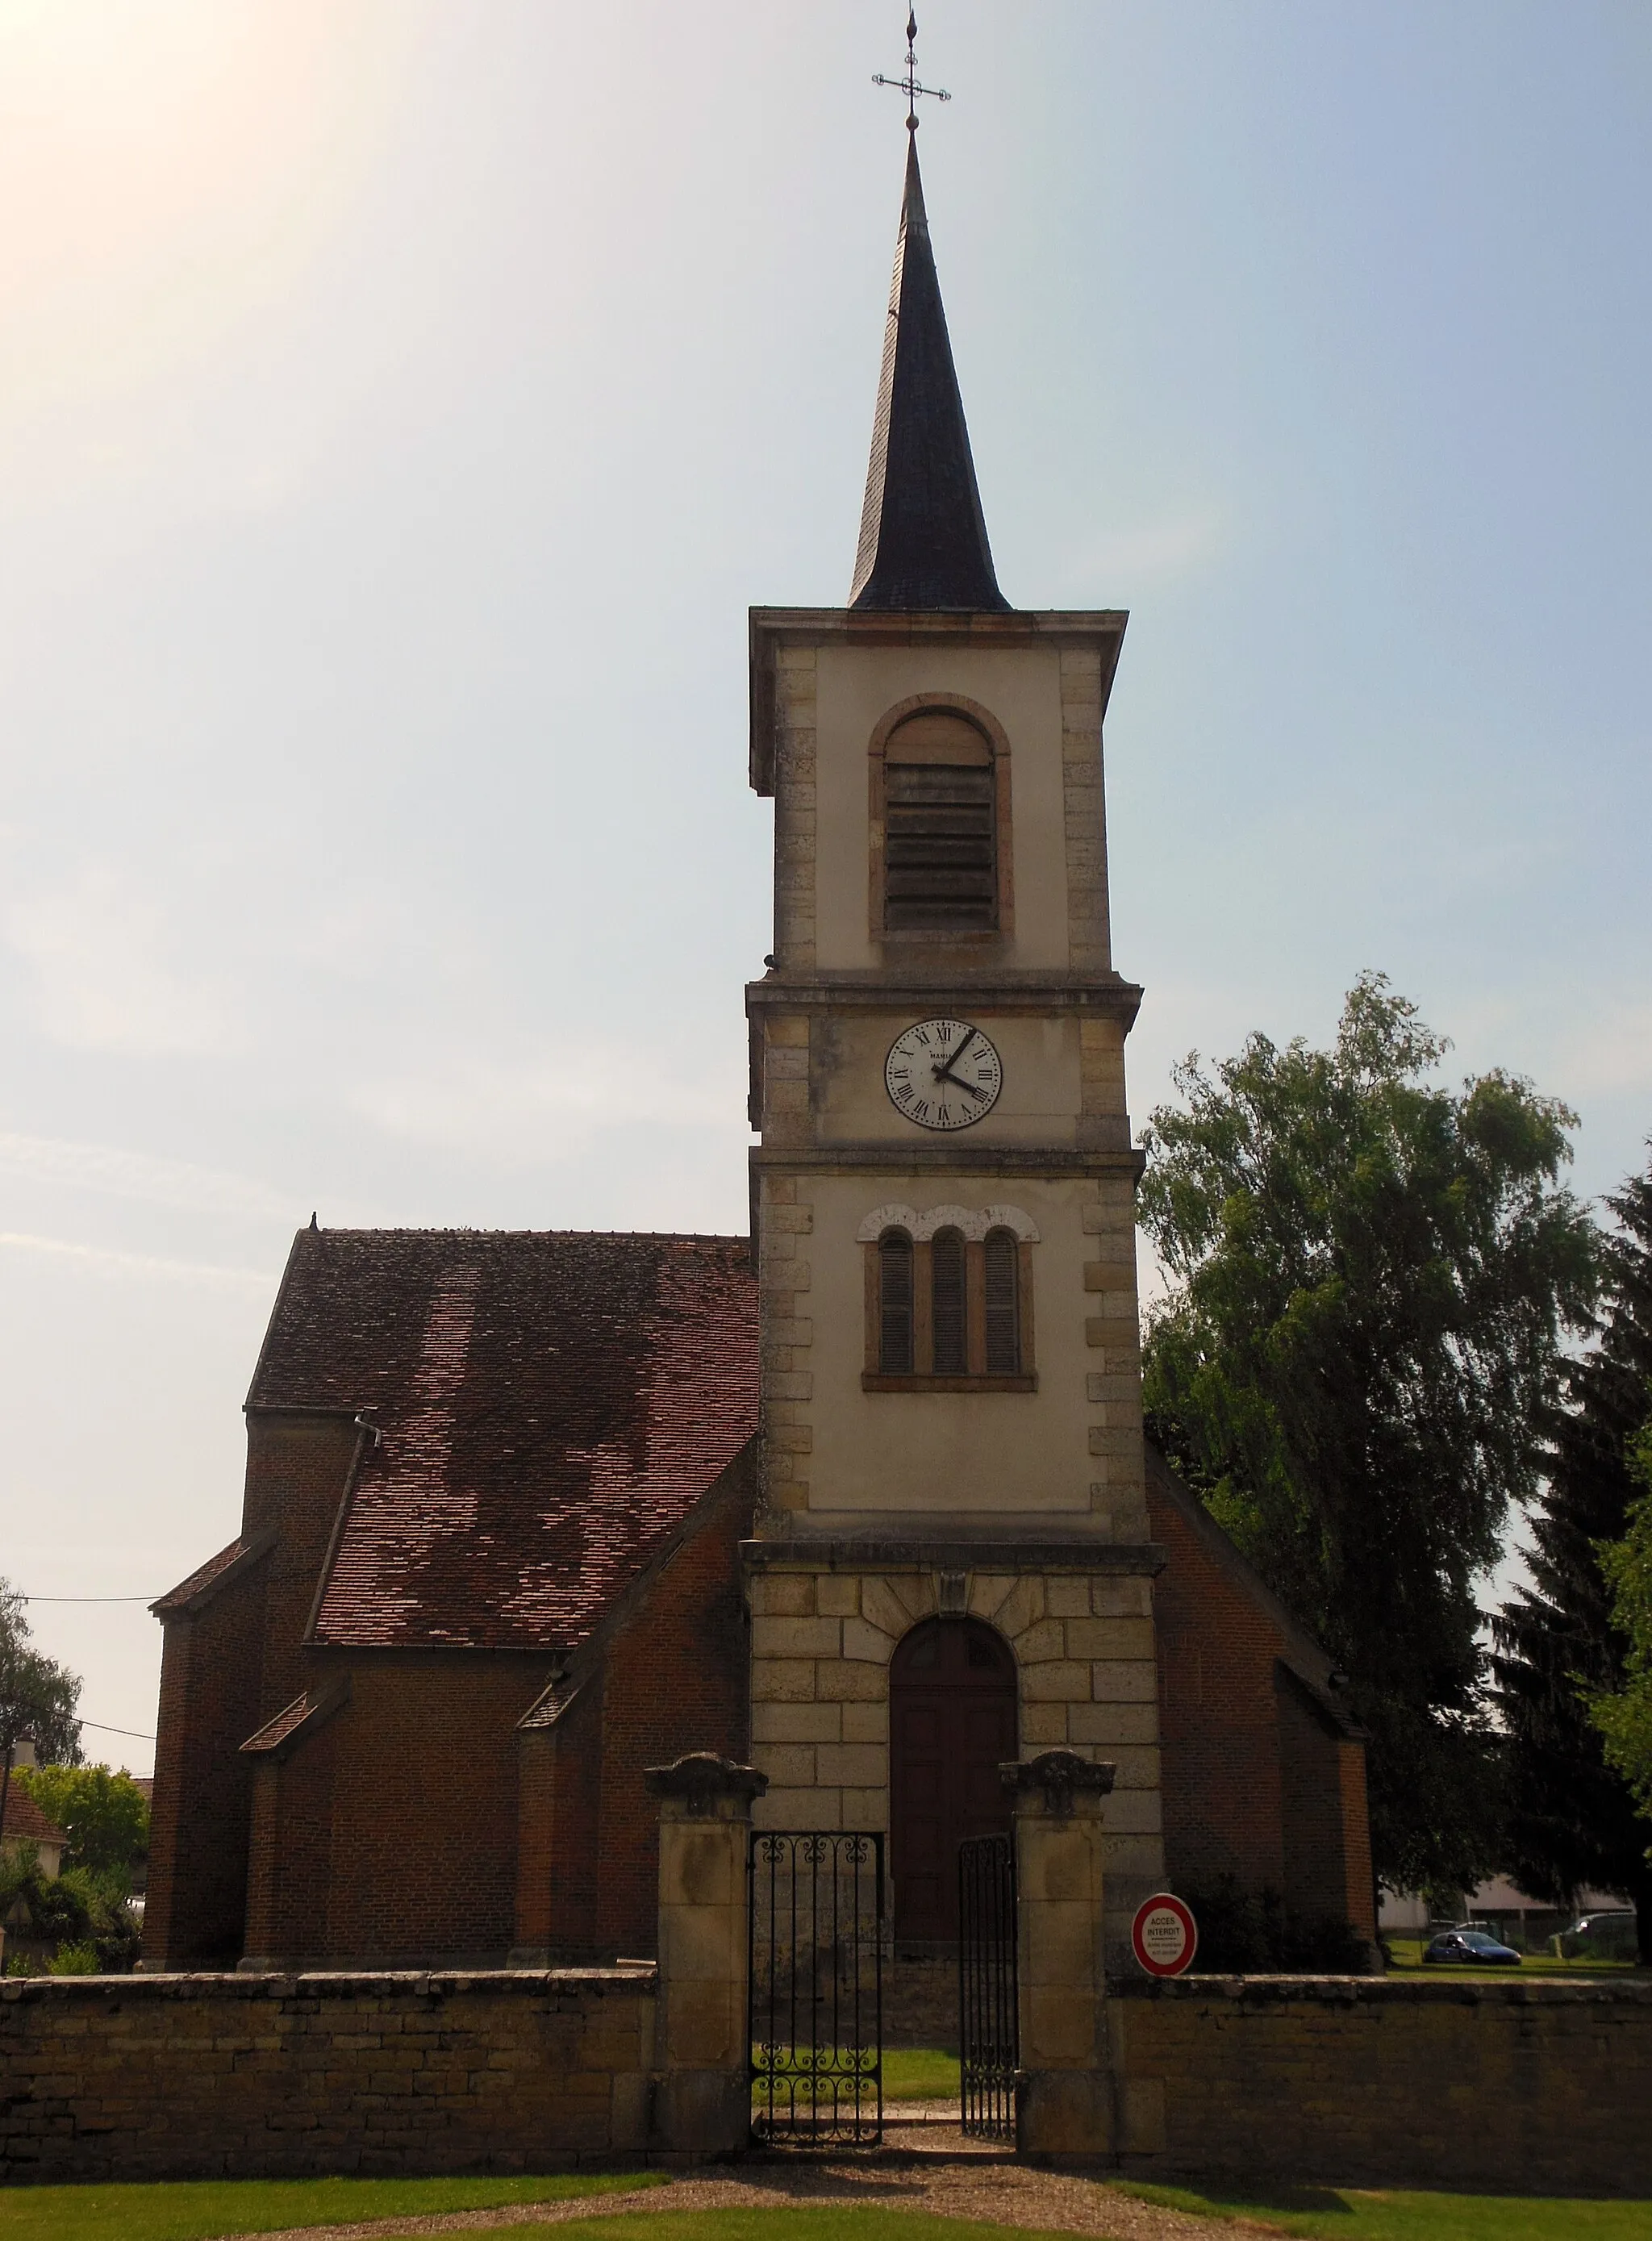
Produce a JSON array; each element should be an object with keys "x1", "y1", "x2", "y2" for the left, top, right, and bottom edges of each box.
[
  {"x1": 1587, "y1": 1416, "x2": 1652, "y2": 1842},
  {"x1": 0, "y1": 1580, "x2": 81, "y2": 1768},
  {"x1": 1139, "y1": 974, "x2": 1598, "y2": 1895},
  {"x1": 13, "y1": 1763, "x2": 148, "y2": 1880},
  {"x1": 1491, "y1": 1158, "x2": 1652, "y2": 1962}
]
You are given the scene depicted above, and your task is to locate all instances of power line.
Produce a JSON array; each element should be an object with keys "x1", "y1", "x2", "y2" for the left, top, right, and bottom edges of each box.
[
  {"x1": 79, "y1": 1720, "x2": 156, "y2": 1741},
  {"x1": 20, "y1": 1594, "x2": 156, "y2": 1604}
]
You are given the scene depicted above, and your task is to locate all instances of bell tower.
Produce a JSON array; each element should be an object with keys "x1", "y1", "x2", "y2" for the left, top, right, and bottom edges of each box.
[{"x1": 743, "y1": 120, "x2": 1164, "y2": 1959}]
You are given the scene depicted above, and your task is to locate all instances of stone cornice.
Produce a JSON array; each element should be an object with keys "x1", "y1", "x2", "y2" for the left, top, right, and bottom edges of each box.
[
  {"x1": 746, "y1": 973, "x2": 1143, "y2": 1030},
  {"x1": 749, "y1": 605, "x2": 1128, "y2": 795},
  {"x1": 740, "y1": 1537, "x2": 1166, "y2": 1575},
  {"x1": 749, "y1": 1145, "x2": 1145, "y2": 1181}
]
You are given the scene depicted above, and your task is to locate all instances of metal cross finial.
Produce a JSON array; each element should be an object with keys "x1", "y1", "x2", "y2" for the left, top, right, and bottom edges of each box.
[{"x1": 873, "y1": 6, "x2": 949, "y2": 132}]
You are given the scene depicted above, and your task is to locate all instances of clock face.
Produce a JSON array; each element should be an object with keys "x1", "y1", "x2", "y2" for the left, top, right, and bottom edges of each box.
[{"x1": 885, "y1": 1017, "x2": 1003, "y2": 1132}]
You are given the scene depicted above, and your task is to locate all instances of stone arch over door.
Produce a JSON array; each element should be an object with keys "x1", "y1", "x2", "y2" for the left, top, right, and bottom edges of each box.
[{"x1": 889, "y1": 1617, "x2": 1018, "y2": 1945}]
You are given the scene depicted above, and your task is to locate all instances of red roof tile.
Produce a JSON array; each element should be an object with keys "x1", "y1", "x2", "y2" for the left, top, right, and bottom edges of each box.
[
  {"x1": 250, "y1": 1229, "x2": 757, "y2": 1651},
  {"x1": 0, "y1": 1784, "x2": 67, "y2": 1850},
  {"x1": 152, "y1": 1534, "x2": 252, "y2": 1615}
]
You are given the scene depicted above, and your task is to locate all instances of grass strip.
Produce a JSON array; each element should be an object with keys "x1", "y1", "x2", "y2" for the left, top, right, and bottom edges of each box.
[
  {"x1": 0, "y1": 2168, "x2": 658, "y2": 2241},
  {"x1": 1114, "y1": 2178, "x2": 1652, "y2": 2239},
  {"x1": 462, "y1": 2217, "x2": 1105, "y2": 2241}
]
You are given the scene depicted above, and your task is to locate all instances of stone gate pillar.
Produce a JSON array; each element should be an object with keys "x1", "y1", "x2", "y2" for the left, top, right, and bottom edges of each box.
[
  {"x1": 1006, "y1": 1749, "x2": 1116, "y2": 2159},
  {"x1": 645, "y1": 1751, "x2": 768, "y2": 2155}
]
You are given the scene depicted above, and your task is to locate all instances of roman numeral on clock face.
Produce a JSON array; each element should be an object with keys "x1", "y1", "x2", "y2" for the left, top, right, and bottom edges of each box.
[{"x1": 883, "y1": 1018, "x2": 1004, "y2": 1133}]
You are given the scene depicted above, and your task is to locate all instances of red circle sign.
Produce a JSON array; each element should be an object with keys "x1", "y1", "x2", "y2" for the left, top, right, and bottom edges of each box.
[{"x1": 1132, "y1": 1893, "x2": 1198, "y2": 1976}]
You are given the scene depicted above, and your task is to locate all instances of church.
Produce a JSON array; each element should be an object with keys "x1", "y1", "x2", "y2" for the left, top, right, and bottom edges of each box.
[{"x1": 144, "y1": 127, "x2": 1375, "y2": 1980}]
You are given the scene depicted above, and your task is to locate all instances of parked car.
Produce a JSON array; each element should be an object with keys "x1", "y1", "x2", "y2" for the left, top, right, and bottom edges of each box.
[
  {"x1": 1554, "y1": 1910, "x2": 1639, "y2": 1963},
  {"x1": 1423, "y1": 1928, "x2": 1521, "y2": 1966}
]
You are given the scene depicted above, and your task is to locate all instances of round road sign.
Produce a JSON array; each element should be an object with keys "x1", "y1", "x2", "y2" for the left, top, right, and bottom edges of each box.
[{"x1": 1132, "y1": 1892, "x2": 1197, "y2": 1977}]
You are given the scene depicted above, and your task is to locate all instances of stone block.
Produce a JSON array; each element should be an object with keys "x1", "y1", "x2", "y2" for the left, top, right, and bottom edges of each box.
[
  {"x1": 1045, "y1": 1577, "x2": 1091, "y2": 1618},
  {"x1": 860, "y1": 1575, "x2": 917, "y2": 1638},
  {"x1": 1067, "y1": 1616, "x2": 1152, "y2": 1660},
  {"x1": 1098, "y1": 1788, "x2": 1162, "y2": 1834},
  {"x1": 755, "y1": 1788, "x2": 841, "y2": 1830},
  {"x1": 838, "y1": 1788, "x2": 890, "y2": 1830},
  {"x1": 815, "y1": 1575, "x2": 861, "y2": 1617},
  {"x1": 816, "y1": 1659, "x2": 886, "y2": 1703},
  {"x1": 968, "y1": 1573, "x2": 1016, "y2": 1621},
  {"x1": 752, "y1": 1614, "x2": 841, "y2": 1659},
  {"x1": 1015, "y1": 1619, "x2": 1068, "y2": 1664},
  {"x1": 839, "y1": 1701, "x2": 888, "y2": 1742},
  {"x1": 841, "y1": 1617, "x2": 895, "y2": 1664},
  {"x1": 1091, "y1": 1578, "x2": 1151, "y2": 1617},
  {"x1": 1068, "y1": 1701, "x2": 1158, "y2": 1746},
  {"x1": 815, "y1": 1743, "x2": 886, "y2": 1788},
  {"x1": 750, "y1": 1742, "x2": 816, "y2": 1787},
  {"x1": 1020, "y1": 1703, "x2": 1070, "y2": 1746},
  {"x1": 1021, "y1": 1659, "x2": 1095, "y2": 1703},
  {"x1": 751, "y1": 1659, "x2": 817, "y2": 1703},
  {"x1": 1107, "y1": 1745, "x2": 1162, "y2": 1790},
  {"x1": 1091, "y1": 1659, "x2": 1157, "y2": 1703},
  {"x1": 749, "y1": 1573, "x2": 815, "y2": 1618},
  {"x1": 993, "y1": 1576, "x2": 1045, "y2": 1639}
]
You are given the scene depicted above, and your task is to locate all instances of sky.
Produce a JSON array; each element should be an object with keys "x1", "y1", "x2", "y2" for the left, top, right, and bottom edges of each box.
[{"x1": 2, "y1": 1, "x2": 1649, "y2": 1774}]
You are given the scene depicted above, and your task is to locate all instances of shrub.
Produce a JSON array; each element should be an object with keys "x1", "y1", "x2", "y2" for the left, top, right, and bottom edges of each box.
[
  {"x1": 46, "y1": 1941, "x2": 99, "y2": 1976},
  {"x1": 1182, "y1": 1874, "x2": 1370, "y2": 1973}
]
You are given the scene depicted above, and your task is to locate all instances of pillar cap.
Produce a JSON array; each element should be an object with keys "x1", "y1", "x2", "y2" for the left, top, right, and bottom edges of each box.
[
  {"x1": 644, "y1": 1752, "x2": 769, "y2": 1817},
  {"x1": 1002, "y1": 1750, "x2": 1116, "y2": 1815}
]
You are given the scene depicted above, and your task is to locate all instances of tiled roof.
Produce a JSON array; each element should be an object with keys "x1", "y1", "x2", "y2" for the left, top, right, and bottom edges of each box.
[
  {"x1": 152, "y1": 1534, "x2": 258, "y2": 1616},
  {"x1": 0, "y1": 1784, "x2": 67, "y2": 1850},
  {"x1": 249, "y1": 1229, "x2": 757, "y2": 1651}
]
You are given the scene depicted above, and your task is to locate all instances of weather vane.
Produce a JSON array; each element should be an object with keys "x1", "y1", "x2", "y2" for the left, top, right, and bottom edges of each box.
[{"x1": 873, "y1": 8, "x2": 950, "y2": 131}]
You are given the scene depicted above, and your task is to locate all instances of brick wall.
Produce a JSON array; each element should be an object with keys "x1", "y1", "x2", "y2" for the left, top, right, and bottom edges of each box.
[
  {"x1": 1114, "y1": 1976, "x2": 1652, "y2": 2194},
  {"x1": 1146, "y1": 1450, "x2": 1374, "y2": 1944},
  {"x1": 145, "y1": 1556, "x2": 271, "y2": 1967},
  {"x1": 0, "y1": 1970, "x2": 657, "y2": 2184}
]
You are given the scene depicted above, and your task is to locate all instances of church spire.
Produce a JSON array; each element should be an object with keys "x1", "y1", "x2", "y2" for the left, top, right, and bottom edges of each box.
[{"x1": 849, "y1": 132, "x2": 1010, "y2": 613}]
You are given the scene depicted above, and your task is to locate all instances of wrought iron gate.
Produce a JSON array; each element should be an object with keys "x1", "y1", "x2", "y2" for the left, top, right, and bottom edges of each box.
[
  {"x1": 958, "y1": 1830, "x2": 1018, "y2": 2140},
  {"x1": 749, "y1": 1830, "x2": 883, "y2": 2145}
]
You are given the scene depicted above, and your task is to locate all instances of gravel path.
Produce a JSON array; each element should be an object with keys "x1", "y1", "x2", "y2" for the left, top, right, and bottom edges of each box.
[{"x1": 232, "y1": 2110, "x2": 1260, "y2": 2241}]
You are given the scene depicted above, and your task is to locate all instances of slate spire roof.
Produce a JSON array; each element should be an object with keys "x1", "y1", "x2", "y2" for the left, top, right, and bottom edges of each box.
[{"x1": 849, "y1": 134, "x2": 1010, "y2": 614}]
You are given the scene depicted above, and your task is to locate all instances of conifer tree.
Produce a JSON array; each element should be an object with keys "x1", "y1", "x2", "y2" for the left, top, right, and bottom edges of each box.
[{"x1": 1491, "y1": 1156, "x2": 1652, "y2": 1963}]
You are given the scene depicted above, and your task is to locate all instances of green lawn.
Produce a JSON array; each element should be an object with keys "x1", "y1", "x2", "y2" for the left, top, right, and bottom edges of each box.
[
  {"x1": 1383, "y1": 1937, "x2": 1642, "y2": 1979},
  {"x1": 749, "y1": 2046, "x2": 960, "y2": 2104},
  {"x1": 882, "y1": 2046, "x2": 960, "y2": 2101},
  {"x1": 0, "y1": 2168, "x2": 657, "y2": 2241},
  {"x1": 1116, "y1": 2180, "x2": 1652, "y2": 2239}
]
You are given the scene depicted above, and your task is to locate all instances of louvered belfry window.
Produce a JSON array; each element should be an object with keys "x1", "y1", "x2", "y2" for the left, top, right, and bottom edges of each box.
[
  {"x1": 878, "y1": 1228, "x2": 916, "y2": 1374},
  {"x1": 930, "y1": 1227, "x2": 968, "y2": 1375},
  {"x1": 883, "y1": 709, "x2": 996, "y2": 931},
  {"x1": 983, "y1": 1227, "x2": 1020, "y2": 1374}
]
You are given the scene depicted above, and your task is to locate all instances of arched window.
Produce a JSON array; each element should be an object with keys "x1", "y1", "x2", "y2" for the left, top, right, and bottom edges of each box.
[
  {"x1": 882, "y1": 710, "x2": 996, "y2": 931},
  {"x1": 878, "y1": 1227, "x2": 915, "y2": 1374},
  {"x1": 930, "y1": 1226, "x2": 967, "y2": 1375},
  {"x1": 983, "y1": 1226, "x2": 1020, "y2": 1374}
]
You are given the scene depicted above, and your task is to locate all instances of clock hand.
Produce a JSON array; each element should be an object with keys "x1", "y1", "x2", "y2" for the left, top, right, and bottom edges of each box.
[{"x1": 931, "y1": 1025, "x2": 980, "y2": 1084}]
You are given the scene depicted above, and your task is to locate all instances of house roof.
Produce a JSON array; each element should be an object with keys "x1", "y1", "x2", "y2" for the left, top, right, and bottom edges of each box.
[
  {"x1": 0, "y1": 1784, "x2": 67, "y2": 1851},
  {"x1": 247, "y1": 1227, "x2": 758, "y2": 1652}
]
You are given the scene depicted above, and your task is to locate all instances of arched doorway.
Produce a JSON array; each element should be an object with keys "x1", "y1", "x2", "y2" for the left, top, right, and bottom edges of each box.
[{"x1": 889, "y1": 1617, "x2": 1018, "y2": 1943}]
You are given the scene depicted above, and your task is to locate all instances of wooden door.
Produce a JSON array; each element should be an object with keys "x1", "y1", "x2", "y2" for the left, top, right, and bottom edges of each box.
[{"x1": 889, "y1": 1618, "x2": 1018, "y2": 1943}]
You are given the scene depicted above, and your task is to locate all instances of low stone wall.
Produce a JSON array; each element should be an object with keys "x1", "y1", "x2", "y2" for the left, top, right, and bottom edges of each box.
[
  {"x1": 1112, "y1": 1975, "x2": 1652, "y2": 2195},
  {"x1": 0, "y1": 1968, "x2": 658, "y2": 2184},
  {"x1": 886, "y1": 1954, "x2": 958, "y2": 2047}
]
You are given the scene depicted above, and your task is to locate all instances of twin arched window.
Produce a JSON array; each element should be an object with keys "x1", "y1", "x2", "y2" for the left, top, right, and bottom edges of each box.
[{"x1": 875, "y1": 1225, "x2": 1025, "y2": 1381}]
